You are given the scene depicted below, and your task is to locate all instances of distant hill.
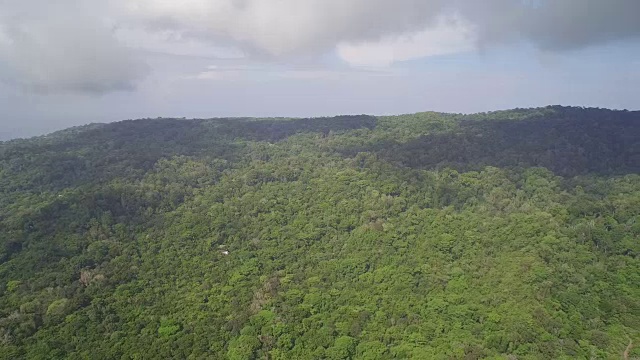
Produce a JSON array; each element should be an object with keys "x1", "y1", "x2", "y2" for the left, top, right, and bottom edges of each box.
[{"x1": 1, "y1": 106, "x2": 639, "y2": 359}]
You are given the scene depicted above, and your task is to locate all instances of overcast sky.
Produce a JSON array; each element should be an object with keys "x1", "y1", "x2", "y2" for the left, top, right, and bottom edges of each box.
[{"x1": 1, "y1": 0, "x2": 639, "y2": 140}]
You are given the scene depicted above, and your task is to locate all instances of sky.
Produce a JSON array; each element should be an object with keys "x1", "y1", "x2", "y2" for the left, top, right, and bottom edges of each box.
[{"x1": 0, "y1": 0, "x2": 639, "y2": 140}]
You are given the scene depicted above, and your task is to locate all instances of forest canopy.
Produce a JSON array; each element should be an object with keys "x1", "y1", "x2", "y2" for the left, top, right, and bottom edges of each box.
[{"x1": 0, "y1": 106, "x2": 639, "y2": 359}]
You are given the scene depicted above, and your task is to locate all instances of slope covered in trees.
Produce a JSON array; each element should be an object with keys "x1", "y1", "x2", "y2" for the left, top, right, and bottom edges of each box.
[{"x1": 0, "y1": 106, "x2": 639, "y2": 359}]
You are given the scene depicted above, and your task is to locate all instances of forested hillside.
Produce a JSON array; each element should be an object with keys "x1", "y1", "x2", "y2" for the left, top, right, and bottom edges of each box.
[{"x1": 0, "y1": 106, "x2": 639, "y2": 359}]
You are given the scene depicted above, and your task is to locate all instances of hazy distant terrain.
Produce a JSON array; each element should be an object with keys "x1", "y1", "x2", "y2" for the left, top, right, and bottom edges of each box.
[{"x1": 0, "y1": 106, "x2": 639, "y2": 359}]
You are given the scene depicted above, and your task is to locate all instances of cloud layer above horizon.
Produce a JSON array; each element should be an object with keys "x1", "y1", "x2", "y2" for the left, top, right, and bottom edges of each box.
[{"x1": 1, "y1": 0, "x2": 640, "y2": 94}]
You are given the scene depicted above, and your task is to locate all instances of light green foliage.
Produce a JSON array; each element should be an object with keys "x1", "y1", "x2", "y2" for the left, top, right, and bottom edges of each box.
[
  {"x1": 6, "y1": 280, "x2": 21, "y2": 292},
  {"x1": 0, "y1": 107, "x2": 638, "y2": 359},
  {"x1": 157, "y1": 319, "x2": 181, "y2": 337},
  {"x1": 227, "y1": 334, "x2": 261, "y2": 360},
  {"x1": 45, "y1": 298, "x2": 69, "y2": 323}
]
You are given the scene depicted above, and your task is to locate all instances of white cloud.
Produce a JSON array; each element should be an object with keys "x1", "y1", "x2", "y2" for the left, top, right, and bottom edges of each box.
[
  {"x1": 336, "y1": 14, "x2": 475, "y2": 67},
  {"x1": 112, "y1": 0, "x2": 449, "y2": 56},
  {"x1": 114, "y1": 26, "x2": 245, "y2": 59},
  {"x1": 181, "y1": 63, "x2": 394, "y2": 83},
  {"x1": 181, "y1": 64, "x2": 258, "y2": 81},
  {"x1": 192, "y1": 70, "x2": 226, "y2": 81}
]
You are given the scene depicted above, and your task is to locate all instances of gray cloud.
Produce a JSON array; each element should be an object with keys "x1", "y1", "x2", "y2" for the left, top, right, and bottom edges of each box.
[
  {"x1": 117, "y1": 0, "x2": 640, "y2": 56},
  {"x1": 464, "y1": 0, "x2": 640, "y2": 51},
  {"x1": 0, "y1": 0, "x2": 147, "y2": 94},
  {"x1": 1, "y1": 0, "x2": 639, "y2": 95}
]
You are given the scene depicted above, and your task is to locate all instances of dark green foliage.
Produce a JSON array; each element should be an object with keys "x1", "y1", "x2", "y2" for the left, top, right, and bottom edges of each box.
[
  {"x1": 346, "y1": 106, "x2": 640, "y2": 176},
  {"x1": 0, "y1": 106, "x2": 638, "y2": 359}
]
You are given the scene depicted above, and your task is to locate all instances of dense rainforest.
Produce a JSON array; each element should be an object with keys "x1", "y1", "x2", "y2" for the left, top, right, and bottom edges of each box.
[{"x1": 0, "y1": 106, "x2": 639, "y2": 359}]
